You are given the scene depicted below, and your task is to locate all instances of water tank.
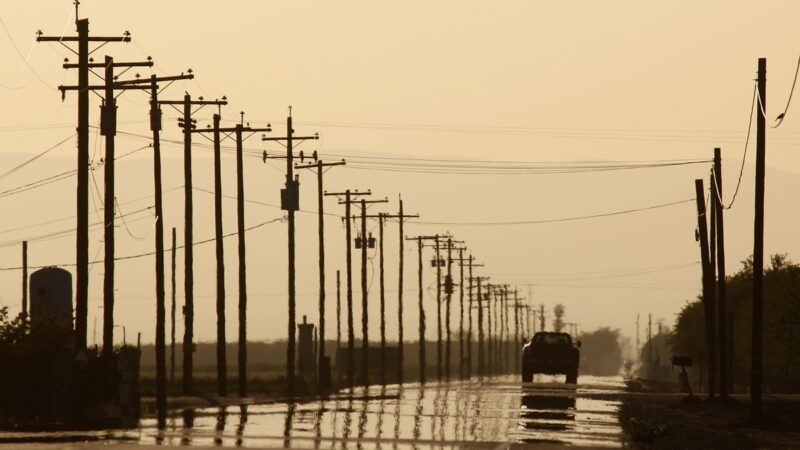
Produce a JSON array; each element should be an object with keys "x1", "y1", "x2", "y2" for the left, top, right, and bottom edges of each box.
[{"x1": 29, "y1": 267, "x2": 73, "y2": 333}]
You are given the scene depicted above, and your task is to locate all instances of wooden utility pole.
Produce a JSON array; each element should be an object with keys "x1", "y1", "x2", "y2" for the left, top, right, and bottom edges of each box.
[
  {"x1": 695, "y1": 178, "x2": 717, "y2": 398},
  {"x1": 171, "y1": 227, "x2": 176, "y2": 384},
  {"x1": 416, "y1": 237, "x2": 426, "y2": 383},
  {"x1": 435, "y1": 236, "x2": 443, "y2": 380},
  {"x1": 325, "y1": 189, "x2": 371, "y2": 387},
  {"x1": 38, "y1": 17, "x2": 131, "y2": 354},
  {"x1": 752, "y1": 57, "x2": 767, "y2": 417},
  {"x1": 111, "y1": 71, "x2": 194, "y2": 426},
  {"x1": 472, "y1": 276, "x2": 489, "y2": 377},
  {"x1": 713, "y1": 148, "x2": 729, "y2": 398},
  {"x1": 296, "y1": 157, "x2": 345, "y2": 392},
  {"x1": 263, "y1": 111, "x2": 319, "y2": 395},
  {"x1": 236, "y1": 117, "x2": 271, "y2": 398},
  {"x1": 191, "y1": 111, "x2": 270, "y2": 397},
  {"x1": 161, "y1": 93, "x2": 227, "y2": 396},
  {"x1": 458, "y1": 248, "x2": 465, "y2": 379},
  {"x1": 366, "y1": 206, "x2": 418, "y2": 385},
  {"x1": 513, "y1": 289, "x2": 521, "y2": 373},
  {"x1": 21, "y1": 241, "x2": 27, "y2": 323},
  {"x1": 336, "y1": 270, "x2": 342, "y2": 351},
  {"x1": 356, "y1": 197, "x2": 387, "y2": 386}
]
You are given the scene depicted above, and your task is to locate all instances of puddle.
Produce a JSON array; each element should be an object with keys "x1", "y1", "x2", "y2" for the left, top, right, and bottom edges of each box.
[{"x1": 0, "y1": 375, "x2": 625, "y2": 448}]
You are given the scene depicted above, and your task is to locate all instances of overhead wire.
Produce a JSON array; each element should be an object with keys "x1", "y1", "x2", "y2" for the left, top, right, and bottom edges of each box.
[
  {"x1": 0, "y1": 134, "x2": 74, "y2": 182},
  {"x1": 412, "y1": 198, "x2": 694, "y2": 226},
  {"x1": 756, "y1": 55, "x2": 800, "y2": 129}
]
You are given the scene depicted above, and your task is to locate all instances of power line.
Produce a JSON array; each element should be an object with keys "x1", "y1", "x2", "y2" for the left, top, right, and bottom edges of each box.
[
  {"x1": 756, "y1": 55, "x2": 800, "y2": 129},
  {"x1": 0, "y1": 16, "x2": 55, "y2": 90},
  {"x1": 413, "y1": 198, "x2": 694, "y2": 226},
  {"x1": 0, "y1": 134, "x2": 74, "y2": 182},
  {"x1": 0, "y1": 216, "x2": 285, "y2": 271}
]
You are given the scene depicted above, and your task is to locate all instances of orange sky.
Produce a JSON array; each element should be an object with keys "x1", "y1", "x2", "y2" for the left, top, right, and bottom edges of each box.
[{"x1": 1, "y1": 1, "x2": 800, "y2": 349}]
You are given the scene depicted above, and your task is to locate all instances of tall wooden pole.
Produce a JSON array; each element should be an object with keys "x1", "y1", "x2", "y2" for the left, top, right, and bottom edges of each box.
[
  {"x1": 345, "y1": 192, "x2": 354, "y2": 388},
  {"x1": 397, "y1": 199, "x2": 405, "y2": 384},
  {"x1": 379, "y1": 213, "x2": 386, "y2": 385},
  {"x1": 360, "y1": 199, "x2": 368, "y2": 386},
  {"x1": 236, "y1": 124, "x2": 248, "y2": 398},
  {"x1": 445, "y1": 238, "x2": 452, "y2": 380},
  {"x1": 171, "y1": 227, "x2": 177, "y2": 384},
  {"x1": 751, "y1": 58, "x2": 767, "y2": 417},
  {"x1": 458, "y1": 248, "x2": 465, "y2": 380},
  {"x1": 336, "y1": 270, "x2": 342, "y2": 351},
  {"x1": 102, "y1": 56, "x2": 116, "y2": 363},
  {"x1": 21, "y1": 241, "x2": 27, "y2": 323},
  {"x1": 150, "y1": 76, "x2": 167, "y2": 427},
  {"x1": 435, "y1": 236, "x2": 442, "y2": 381},
  {"x1": 477, "y1": 278, "x2": 484, "y2": 377},
  {"x1": 714, "y1": 147, "x2": 729, "y2": 398},
  {"x1": 695, "y1": 178, "x2": 716, "y2": 398},
  {"x1": 181, "y1": 94, "x2": 195, "y2": 395},
  {"x1": 417, "y1": 237, "x2": 426, "y2": 383},
  {"x1": 212, "y1": 113, "x2": 227, "y2": 397}
]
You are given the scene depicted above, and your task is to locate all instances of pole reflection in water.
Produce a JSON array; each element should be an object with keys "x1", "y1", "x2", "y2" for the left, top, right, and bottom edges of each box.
[
  {"x1": 214, "y1": 406, "x2": 227, "y2": 446},
  {"x1": 283, "y1": 403, "x2": 296, "y2": 449},
  {"x1": 126, "y1": 375, "x2": 624, "y2": 448},
  {"x1": 313, "y1": 399, "x2": 325, "y2": 449},
  {"x1": 180, "y1": 408, "x2": 194, "y2": 446},
  {"x1": 341, "y1": 393, "x2": 353, "y2": 449},
  {"x1": 393, "y1": 385, "x2": 403, "y2": 449},
  {"x1": 236, "y1": 405, "x2": 247, "y2": 447},
  {"x1": 411, "y1": 384, "x2": 425, "y2": 448},
  {"x1": 356, "y1": 392, "x2": 369, "y2": 449}
]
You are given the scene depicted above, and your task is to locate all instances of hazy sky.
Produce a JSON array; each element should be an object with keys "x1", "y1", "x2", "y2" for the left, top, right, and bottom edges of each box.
[{"x1": 2, "y1": 1, "x2": 800, "y2": 350}]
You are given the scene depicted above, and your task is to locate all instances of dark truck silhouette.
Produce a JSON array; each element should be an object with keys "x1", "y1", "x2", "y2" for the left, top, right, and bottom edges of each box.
[{"x1": 521, "y1": 332, "x2": 580, "y2": 383}]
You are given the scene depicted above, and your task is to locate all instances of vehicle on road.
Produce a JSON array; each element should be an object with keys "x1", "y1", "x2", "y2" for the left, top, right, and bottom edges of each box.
[{"x1": 521, "y1": 332, "x2": 580, "y2": 383}]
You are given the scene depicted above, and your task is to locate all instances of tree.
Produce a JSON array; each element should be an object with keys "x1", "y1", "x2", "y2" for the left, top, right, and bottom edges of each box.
[
  {"x1": 553, "y1": 304, "x2": 565, "y2": 332},
  {"x1": 578, "y1": 327, "x2": 623, "y2": 376}
]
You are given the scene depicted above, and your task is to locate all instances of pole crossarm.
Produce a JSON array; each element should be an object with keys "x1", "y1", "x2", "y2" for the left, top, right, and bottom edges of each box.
[
  {"x1": 63, "y1": 60, "x2": 153, "y2": 69},
  {"x1": 37, "y1": 35, "x2": 131, "y2": 43},
  {"x1": 295, "y1": 160, "x2": 346, "y2": 170},
  {"x1": 115, "y1": 73, "x2": 194, "y2": 85}
]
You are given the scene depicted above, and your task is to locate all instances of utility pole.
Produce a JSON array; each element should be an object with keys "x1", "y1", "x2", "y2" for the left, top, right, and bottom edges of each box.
[
  {"x1": 458, "y1": 248, "x2": 465, "y2": 379},
  {"x1": 262, "y1": 109, "x2": 319, "y2": 395},
  {"x1": 235, "y1": 115, "x2": 271, "y2": 398},
  {"x1": 467, "y1": 257, "x2": 483, "y2": 379},
  {"x1": 487, "y1": 284, "x2": 495, "y2": 375},
  {"x1": 512, "y1": 289, "x2": 521, "y2": 373},
  {"x1": 713, "y1": 148, "x2": 729, "y2": 398},
  {"x1": 396, "y1": 198, "x2": 416, "y2": 384},
  {"x1": 38, "y1": 14, "x2": 131, "y2": 354},
  {"x1": 160, "y1": 94, "x2": 227, "y2": 396},
  {"x1": 21, "y1": 241, "x2": 27, "y2": 323},
  {"x1": 358, "y1": 197, "x2": 387, "y2": 385},
  {"x1": 325, "y1": 189, "x2": 371, "y2": 387},
  {"x1": 113, "y1": 71, "x2": 194, "y2": 426},
  {"x1": 695, "y1": 178, "x2": 717, "y2": 398},
  {"x1": 539, "y1": 304, "x2": 545, "y2": 332},
  {"x1": 751, "y1": 57, "x2": 767, "y2": 418},
  {"x1": 365, "y1": 204, "x2": 419, "y2": 385},
  {"x1": 472, "y1": 276, "x2": 489, "y2": 377},
  {"x1": 296, "y1": 157, "x2": 345, "y2": 392},
  {"x1": 407, "y1": 236, "x2": 427, "y2": 383},
  {"x1": 190, "y1": 109, "x2": 272, "y2": 398},
  {"x1": 171, "y1": 227, "x2": 176, "y2": 385},
  {"x1": 435, "y1": 236, "x2": 443, "y2": 380},
  {"x1": 336, "y1": 270, "x2": 342, "y2": 351}
]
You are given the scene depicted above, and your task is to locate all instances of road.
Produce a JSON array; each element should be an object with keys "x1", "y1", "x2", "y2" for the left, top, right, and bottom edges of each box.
[{"x1": 1, "y1": 375, "x2": 627, "y2": 449}]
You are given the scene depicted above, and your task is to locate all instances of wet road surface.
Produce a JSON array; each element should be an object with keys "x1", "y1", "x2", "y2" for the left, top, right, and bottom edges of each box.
[{"x1": 1, "y1": 375, "x2": 627, "y2": 449}]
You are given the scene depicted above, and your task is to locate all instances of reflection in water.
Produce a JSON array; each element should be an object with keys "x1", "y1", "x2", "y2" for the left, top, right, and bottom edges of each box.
[
  {"x1": 236, "y1": 405, "x2": 247, "y2": 447},
  {"x1": 120, "y1": 375, "x2": 624, "y2": 449},
  {"x1": 180, "y1": 408, "x2": 194, "y2": 446},
  {"x1": 519, "y1": 394, "x2": 576, "y2": 432},
  {"x1": 283, "y1": 403, "x2": 296, "y2": 449},
  {"x1": 411, "y1": 384, "x2": 425, "y2": 449},
  {"x1": 214, "y1": 406, "x2": 227, "y2": 446}
]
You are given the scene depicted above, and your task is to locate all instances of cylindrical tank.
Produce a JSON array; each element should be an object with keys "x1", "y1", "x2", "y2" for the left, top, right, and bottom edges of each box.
[{"x1": 29, "y1": 267, "x2": 73, "y2": 333}]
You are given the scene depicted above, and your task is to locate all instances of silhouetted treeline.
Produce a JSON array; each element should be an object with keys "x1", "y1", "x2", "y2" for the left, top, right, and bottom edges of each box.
[
  {"x1": 138, "y1": 339, "x2": 522, "y2": 379},
  {"x1": 671, "y1": 254, "x2": 800, "y2": 392},
  {"x1": 577, "y1": 327, "x2": 623, "y2": 376}
]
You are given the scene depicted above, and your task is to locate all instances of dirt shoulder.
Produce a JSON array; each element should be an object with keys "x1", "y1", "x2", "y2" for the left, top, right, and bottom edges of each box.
[{"x1": 619, "y1": 380, "x2": 800, "y2": 449}]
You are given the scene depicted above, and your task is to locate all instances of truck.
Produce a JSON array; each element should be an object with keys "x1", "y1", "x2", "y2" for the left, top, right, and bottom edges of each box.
[{"x1": 521, "y1": 332, "x2": 580, "y2": 384}]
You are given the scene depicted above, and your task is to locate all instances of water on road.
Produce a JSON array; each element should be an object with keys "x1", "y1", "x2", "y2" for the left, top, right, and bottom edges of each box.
[{"x1": 1, "y1": 375, "x2": 626, "y2": 449}]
